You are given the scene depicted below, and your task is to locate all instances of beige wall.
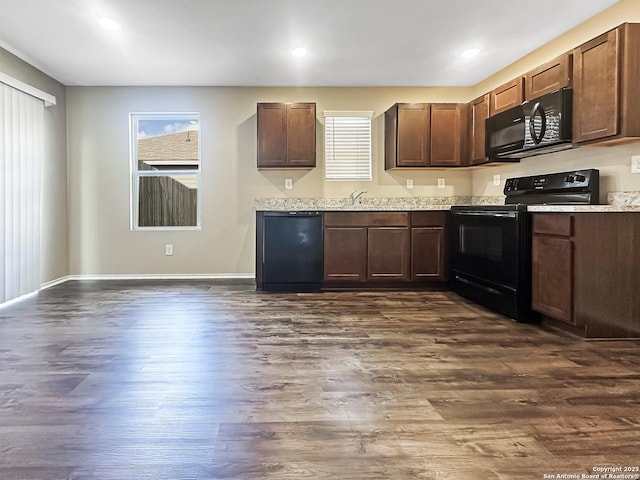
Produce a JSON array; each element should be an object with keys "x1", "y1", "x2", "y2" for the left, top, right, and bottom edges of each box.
[
  {"x1": 0, "y1": 47, "x2": 68, "y2": 284},
  {"x1": 66, "y1": 86, "x2": 474, "y2": 276},
  {"x1": 472, "y1": 142, "x2": 640, "y2": 202},
  {"x1": 67, "y1": 84, "x2": 640, "y2": 277}
]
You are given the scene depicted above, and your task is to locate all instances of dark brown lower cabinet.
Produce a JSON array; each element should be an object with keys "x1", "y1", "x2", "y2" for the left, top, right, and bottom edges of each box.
[
  {"x1": 532, "y1": 214, "x2": 575, "y2": 325},
  {"x1": 411, "y1": 227, "x2": 446, "y2": 281},
  {"x1": 323, "y1": 227, "x2": 367, "y2": 282},
  {"x1": 410, "y1": 211, "x2": 447, "y2": 281},
  {"x1": 532, "y1": 234, "x2": 574, "y2": 324},
  {"x1": 532, "y1": 212, "x2": 640, "y2": 339},
  {"x1": 574, "y1": 213, "x2": 640, "y2": 338},
  {"x1": 323, "y1": 212, "x2": 410, "y2": 284},
  {"x1": 322, "y1": 211, "x2": 446, "y2": 286},
  {"x1": 367, "y1": 227, "x2": 410, "y2": 281}
]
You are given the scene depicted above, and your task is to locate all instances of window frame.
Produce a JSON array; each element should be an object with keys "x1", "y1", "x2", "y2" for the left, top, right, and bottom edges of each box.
[
  {"x1": 129, "y1": 112, "x2": 202, "y2": 231},
  {"x1": 323, "y1": 110, "x2": 373, "y2": 182}
]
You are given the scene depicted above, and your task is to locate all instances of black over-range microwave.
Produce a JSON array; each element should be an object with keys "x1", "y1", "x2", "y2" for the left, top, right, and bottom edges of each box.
[{"x1": 485, "y1": 87, "x2": 573, "y2": 160}]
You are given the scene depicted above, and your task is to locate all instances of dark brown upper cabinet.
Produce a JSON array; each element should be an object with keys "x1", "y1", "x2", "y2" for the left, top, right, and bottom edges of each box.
[
  {"x1": 257, "y1": 102, "x2": 316, "y2": 168},
  {"x1": 524, "y1": 52, "x2": 573, "y2": 100},
  {"x1": 385, "y1": 103, "x2": 467, "y2": 168},
  {"x1": 573, "y1": 23, "x2": 640, "y2": 144},
  {"x1": 468, "y1": 94, "x2": 490, "y2": 166},
  {"x1": 489, "y1": 77, "x2": 524, "y2": 116},
  {"x1": 385, "y1": 103, "x2": 431, "y2": 168},
  {"x1": 429, "y1": 103, "x2": 468, "y2": 167}
]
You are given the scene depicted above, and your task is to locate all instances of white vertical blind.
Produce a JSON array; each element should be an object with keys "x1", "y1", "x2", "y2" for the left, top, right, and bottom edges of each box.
[
  {"x1": 324, "y1": 110, "x2": 372, "y2": 181},
  {"x1": 0, "y1": 84, "x2": 43, "y2": 304}
]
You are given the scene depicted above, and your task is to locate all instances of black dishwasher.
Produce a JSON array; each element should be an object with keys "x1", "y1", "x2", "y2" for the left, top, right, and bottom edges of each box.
[{"x1": 262, "y1": 212, "x2": 323, "y2": 291}]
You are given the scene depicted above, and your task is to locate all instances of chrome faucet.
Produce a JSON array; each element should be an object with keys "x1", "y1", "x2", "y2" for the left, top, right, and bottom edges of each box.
[{"x1": 346, "y1": 189, "x2": 367, "y2": 206}]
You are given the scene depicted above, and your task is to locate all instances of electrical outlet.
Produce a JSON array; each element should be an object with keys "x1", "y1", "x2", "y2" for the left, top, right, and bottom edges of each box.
[
  {"x1": 632, "y1": 155, "x2": 640, "y2": 174},
  {"x1": 493, "y1": 174, "x2": 501, "y2": 186},
  {"x1": 285, "y1": 178, "x2": 293, "y2": 189},
  {"x1": 437, "y1": 178, "x2": 445, "y2": 189},
  {"x1": 406, "y1": 179, "x2": 414, "y2": 189},
  {"x1": 165, "y1": 244, "x2": 173, "y2": 256}
]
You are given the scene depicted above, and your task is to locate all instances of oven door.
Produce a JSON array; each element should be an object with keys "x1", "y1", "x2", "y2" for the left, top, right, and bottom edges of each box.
[{"x1": 448, "y1": 208, "x2": 535, "y2": 322}]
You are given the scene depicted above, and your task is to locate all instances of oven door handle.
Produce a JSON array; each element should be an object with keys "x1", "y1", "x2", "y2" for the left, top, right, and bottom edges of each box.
[
  {"x1": 455, "y1": 276, "x2": 508, "y2": 296},
  {"x1": 450, "y1": 211, "x2": 518, "y2": 218}
]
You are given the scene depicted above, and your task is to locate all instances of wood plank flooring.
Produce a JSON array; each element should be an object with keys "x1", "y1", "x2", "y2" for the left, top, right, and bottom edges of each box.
[{"x1": 1, "y1": 280, "x2": 639, "y2": 479}]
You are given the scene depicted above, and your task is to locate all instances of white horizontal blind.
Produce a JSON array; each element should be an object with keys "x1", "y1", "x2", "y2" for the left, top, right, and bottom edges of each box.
[
  {"x1": 0, "y1": 84, "x2": 44, "y2": 304},
  {"x1": 324, "y1": 111, "x2": 372, "y2": 181}
]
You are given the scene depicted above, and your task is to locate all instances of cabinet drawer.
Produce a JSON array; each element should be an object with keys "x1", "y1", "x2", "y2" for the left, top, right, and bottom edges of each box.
[
  {"x1": 533, "y1": 214, "x2": 573, "y2": 236},
  {"x1": 411, "y1": 211, "x2": 447, "y2": 227},
  {"x1": 324, "y1": 212, "x2": 409, "y2": 227}
]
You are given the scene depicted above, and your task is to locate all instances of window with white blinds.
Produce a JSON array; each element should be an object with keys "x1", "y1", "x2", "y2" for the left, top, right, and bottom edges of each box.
[{"x1": 324, "y1": 111, "x2": 372, "y2": 181}]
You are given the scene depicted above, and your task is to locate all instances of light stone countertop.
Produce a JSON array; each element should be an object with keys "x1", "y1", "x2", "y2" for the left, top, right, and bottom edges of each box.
[
  {"x1": 255, "y1": 192, "x2": 640, "y2": 213},
  {"x1": 528, "y1": 191, "x2": 640, "y2": 212},
  {"x1": 527, "y1": 205, "x2": 640, "y2": 212},
  {"x1": 254, "y1": 196, "x2": 503, "y2": 211}
]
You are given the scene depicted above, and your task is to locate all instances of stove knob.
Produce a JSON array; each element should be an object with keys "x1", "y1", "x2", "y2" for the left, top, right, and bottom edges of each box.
[{"x1": 565, "y1": 175, "x2": 576, "y2": 183}]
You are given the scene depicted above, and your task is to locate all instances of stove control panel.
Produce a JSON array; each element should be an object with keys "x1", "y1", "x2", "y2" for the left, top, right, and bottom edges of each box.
[{"x1": 504, "y1": 169, "x2": 598, "y2": 194}]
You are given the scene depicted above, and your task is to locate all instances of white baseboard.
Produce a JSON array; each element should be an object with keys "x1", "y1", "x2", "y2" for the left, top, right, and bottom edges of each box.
[
  {"x1": 40, "y1": 275, "x2": 74, "y2": 290},
  {"x1": 40, "y1": 273, "x2": 255, "y2": 289}
]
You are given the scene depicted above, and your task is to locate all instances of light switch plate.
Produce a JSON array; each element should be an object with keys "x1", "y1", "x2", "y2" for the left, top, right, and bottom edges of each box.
[
  {"x1": 437, "y1": 178, "x2": 445, "y2": 189},
  {"x1": 493, "y1": 174, "x2": 501, "y2": 186},
  {"x1": 632, "y1": 155, "x2": 640, "y2": 174},
  {"x1": 165, "y1": 244, "x2": 173, "y2": 256},
  {"x1": 285, "y1": 178, "x2": 293, "y2": 189},
  {"x1": 406, "y1": 179, "x2": 414, "y2": 189}
]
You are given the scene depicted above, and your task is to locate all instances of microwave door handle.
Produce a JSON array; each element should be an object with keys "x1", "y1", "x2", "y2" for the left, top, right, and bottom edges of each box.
[{"x1": 528, "y1": 102, "x2": 546, "y2": 145}]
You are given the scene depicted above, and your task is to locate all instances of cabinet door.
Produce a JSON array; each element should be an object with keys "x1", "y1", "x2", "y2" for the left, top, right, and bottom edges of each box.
[
  {"x1": 367, "y1": 227, "x2": 410, "y2": 281},
  {"x1": 411, "y1": 227, "x2": 446, "y2": 281},
  {"x1": 430, "y1": 104, "x2": 467, "y2": 167},
  {"x1": 574, "y1": 213, "x2": 640, "y2": 338},
  {"x1": 573, "y1": 28, "x2": 619, "y2": 143},
  {"x1": 384, "y1": 104, "x2": 400, "y2": 170},
  {"x1": 286, "y1": 103, "x2": 316, "y2": 167},
  {"x1": 469, "y1": 94, "x2": 489, "y2": 166},
  {"x1": 489, "y1": 77, "x2": 524, "y2": 116},
  {"x1": 524, "y1": 52, "x2": 572, "y2": 100},
  {"x1": 532, "y1": 234, "x2": 574, "y2": 324},
  {"x1": 396, "y1": 104, "x2": 430, "y2": 167},
  {"x1": 257, "y1": 103, "x2": 287, "y2": 167},
  {"x1": 323, "y1": 227, "x2": 367, "y2": 282}
]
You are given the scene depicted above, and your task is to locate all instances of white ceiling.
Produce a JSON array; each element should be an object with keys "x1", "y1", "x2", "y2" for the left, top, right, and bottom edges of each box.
[{"x1": 0, "y1": 0, "x2": 620, "y2": 87}]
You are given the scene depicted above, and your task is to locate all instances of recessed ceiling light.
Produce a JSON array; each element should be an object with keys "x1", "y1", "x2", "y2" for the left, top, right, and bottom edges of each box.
[
  {"x1": 461, "y1": 48, "x2": 480, "y2": 58},
  {"x1": 292, "y1": 47, "x2": 308, "y2": 57},
  {"x1": 98, "y1": 18, "x2": 120, "y2": 31}
]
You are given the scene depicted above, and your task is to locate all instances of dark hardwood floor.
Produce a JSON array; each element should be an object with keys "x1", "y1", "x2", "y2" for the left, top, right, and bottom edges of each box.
[{"x1": 1, "y1": 280, "x2": 639, "y2": 479}]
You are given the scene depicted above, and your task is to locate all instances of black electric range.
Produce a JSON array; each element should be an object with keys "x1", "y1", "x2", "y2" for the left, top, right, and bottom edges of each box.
[{"x1": 448, "y1": 169, "x2": 599, "y2": 322}]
